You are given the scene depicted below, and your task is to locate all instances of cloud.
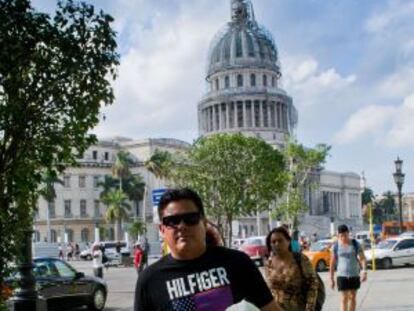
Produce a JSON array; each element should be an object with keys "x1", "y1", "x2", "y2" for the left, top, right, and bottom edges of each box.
[
  {"x1": 365, "y1": 0, "x2": 414, "y2": 33},
  {"x1": 282, "y1": 56, "x2": 356, "y2": 108},
  {"x1": 334, "y1": 105, "x2": 395, "y2": 144},
  {"x1": 385, "y1": 93, "x2": 414, "y2": 147},
  {"x1": 93, "y1": 1, "x2": 227, "y2": 140}
]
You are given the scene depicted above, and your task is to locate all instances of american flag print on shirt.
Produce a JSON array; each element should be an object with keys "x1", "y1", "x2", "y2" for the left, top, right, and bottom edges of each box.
[{"x1": 170, "y1": 286, "x2": 233, "y2": 311}]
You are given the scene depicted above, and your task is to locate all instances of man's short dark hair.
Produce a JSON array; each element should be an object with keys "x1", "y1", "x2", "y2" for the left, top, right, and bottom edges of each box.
[
  {"x1": 158, "y1": 188, "x2": 205, "y2": 220},
  {"x1": 337, "y1": 224, "x2": 349, "y2": 234}
]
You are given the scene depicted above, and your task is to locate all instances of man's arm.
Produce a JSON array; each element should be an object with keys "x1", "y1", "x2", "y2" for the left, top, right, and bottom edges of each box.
[
  {"x1": 358, "y1": 247, "x2": 367, "y2": 282},
  {"x1": 261, "y1": 300, "x2": 284, "y2": 311},
  {"x1": 329, "y1": 252, "x2": 336, "y2": 289}
]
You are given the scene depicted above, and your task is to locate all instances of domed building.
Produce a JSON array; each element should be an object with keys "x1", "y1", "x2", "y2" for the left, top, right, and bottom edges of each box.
[{"x1": 198, "y1": 0, "x2": 297, "y2": 147}]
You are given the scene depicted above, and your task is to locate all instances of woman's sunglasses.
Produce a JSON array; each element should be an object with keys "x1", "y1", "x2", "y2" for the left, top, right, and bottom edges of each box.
[{"x1": 162, "y1": 212, "x2": 201, "y2": 228}]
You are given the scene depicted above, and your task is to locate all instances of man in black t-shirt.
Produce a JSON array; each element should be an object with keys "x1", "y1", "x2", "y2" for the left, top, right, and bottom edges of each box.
[{"x1": 134, "y1": 188, "x2": 282, "y2": 311}]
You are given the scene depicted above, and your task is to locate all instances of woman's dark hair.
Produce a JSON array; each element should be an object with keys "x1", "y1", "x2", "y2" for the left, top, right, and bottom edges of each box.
[
  {"x1": 266, "y1": 226, "x2": 292, "y2": 253},
  {"x1": 158, "y1": 188, "x2": 205, "y2": 219}
]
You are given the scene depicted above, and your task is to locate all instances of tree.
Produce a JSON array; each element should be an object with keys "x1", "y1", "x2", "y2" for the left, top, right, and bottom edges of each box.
[
  {"x1": 102, "y1": 189, "x2": 131, "y2": 241},
  {"x1": 278, "y1": 139, "x2": 330, "y2": 229},
  {"x1": 123, "y1": 174, "x2": 145, "y2": 218},
  {"x1": 171, "y1": 134, "x2": 288, "y2": 246},
  {"x1": 0, "y1": 0, "x2": 118, "y2": 298},
  {"x1": 112, "y1": 150, "x2": 134, "y2": 191},
  {"x1": 362, "y1": 188, "x2": 375, "y2": 206},
  {"x1": 144, "y1": 148, "x2": 174, "y2": 182},
  {"x1": 128, "y1": 220, "x2": 147, "y2": 241},
  {"x1": 97, "y1": 175, "x2": 118, "y2": 199},
  {"x1": 38, "y1": 170, "x2": 63, "y2": 242}
]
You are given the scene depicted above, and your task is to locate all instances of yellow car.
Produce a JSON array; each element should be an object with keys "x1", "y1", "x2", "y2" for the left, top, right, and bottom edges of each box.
[{"x1": 303, "y1": 239, "x2": 333, "y2": 272}]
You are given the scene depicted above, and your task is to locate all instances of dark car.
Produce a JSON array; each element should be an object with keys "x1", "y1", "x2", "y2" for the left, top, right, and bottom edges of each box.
[{"x1": 5, "y1": 257, "x2": 107, "y2": 311}]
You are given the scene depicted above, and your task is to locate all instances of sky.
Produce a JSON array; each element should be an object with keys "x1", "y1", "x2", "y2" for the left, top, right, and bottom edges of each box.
[{"x1": 32, "y1": 0, "x2": 414, "y2": 195}]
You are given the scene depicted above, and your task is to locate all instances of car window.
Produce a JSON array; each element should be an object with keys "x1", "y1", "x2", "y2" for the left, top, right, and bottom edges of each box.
[
  {"x1": 396, "y1": 239, "x2": 414, "y2": 250},
  {"x1": 53, "y1": 260, "x2": 76, "y2": 278},
  {"x1": 34, "y1": 260, "x2": 60, "y2": 277},
  {"x1": 310, "y1": 242, "x2": 326, "y2": 252},
  {"x1": 377, "y1": 240, "x2": 397, "y2": 249}
]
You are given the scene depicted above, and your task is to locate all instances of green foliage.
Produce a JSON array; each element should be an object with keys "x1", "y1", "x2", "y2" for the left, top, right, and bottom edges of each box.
[
  {"x1": 0, "y1": 0, "x2": 119, "y2": 299},
  {"x1": 102, "y1": 189, "x2": 131, "y2": 241},
  {"x1": 362, "y1": 188, "x2": 375, "y2": 205},
  {"x1": 128, "y1": 220, "x2": 147, "y2": 240},
  {"x1": 171, "y1": 134, "x2": 287, "y2": 245},
  {"x1": 144, "y1": 148, "x2": 174, "y2": 180},
  {"x1": 280, "y1": 139, "x2": 330, "y2": 228},
  {"x1": 112, "y1": 150, "x2": 134, "y2": 189}
]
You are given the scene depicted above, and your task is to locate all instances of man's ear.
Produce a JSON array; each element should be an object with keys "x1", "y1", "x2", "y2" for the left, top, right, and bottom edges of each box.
[{"x1": 159, "y1": 224, "x2": 165, "y2": 237}]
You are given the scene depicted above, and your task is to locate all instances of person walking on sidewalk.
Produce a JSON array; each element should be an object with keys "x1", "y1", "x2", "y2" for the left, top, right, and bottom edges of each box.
[
  {"x1": 92, "y1": 243, "x2": 104, "y2": 278},
  {"x1": 329, "y1": 224, "x2": 367, "y2": 311},
  {"x1": 134, "y1": 244, "x2": 144, "y2": 274}
]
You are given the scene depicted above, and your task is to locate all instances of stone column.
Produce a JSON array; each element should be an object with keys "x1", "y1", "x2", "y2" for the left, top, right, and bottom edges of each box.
[
  {"x1": 212, "y1": 104, "x2": 217, "y2": 131},
  {"x1": 259, "y1": 100, "x2": 263, "y2": 127},
  {"x1": 226, "y1": 102, "x2": 230, "y2": 129},
  {"x1": 243, "y1": 101, "x2": 247, "y2": 128},
  {"x1": 218, "y1": 103, "x2": 223, "y2": 130},
  {"x1": 234, "y1": 101, "x2": 238, "y2": 128},
  {"x1": 276, "y1": 102, "x2": 281, "y2": 128}
]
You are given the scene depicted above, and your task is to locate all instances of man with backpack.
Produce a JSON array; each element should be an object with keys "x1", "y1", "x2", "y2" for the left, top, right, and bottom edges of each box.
[{"x1": 330, "y1": 224, "x2": 367, "y2": 311}]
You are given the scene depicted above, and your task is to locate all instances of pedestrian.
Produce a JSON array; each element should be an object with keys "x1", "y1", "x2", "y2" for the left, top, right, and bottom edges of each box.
[
  {"x1": 265, "y1": 226, "x2": 319, "y2": 311},
  {"x1": 300, "y1": 235, "x2": 309, "y2": 251},
  {"x1": 67, "y1": 243, "x2": 73, "y2": 261},
  {"x1": 291, "y1": 230, "x2": 301, "y2": 253},
  {"x1": 329, "y1": 224, "x2": 367, "y2": 311},
  {"x1": 92, "y1": 243, "x2": 104, "y2": 278},
  {"x1": 134, "y1": 188, "x2": 283, "y2": 311},
  {"x1": 311, "y1": 232, "x2": 318, "y2": 244},
  {"x1": 75, "y1": 243, "x2": 80, "y2": 260},
  {"x1": 133, "y1": 244, "x2": 144, "y2": 274},
  {"x1": 116, "y1": 241, "x2": 122, "y2": 254},
  {"x1": 58, "y1": 243, "x2": 64, "y2": 260}
]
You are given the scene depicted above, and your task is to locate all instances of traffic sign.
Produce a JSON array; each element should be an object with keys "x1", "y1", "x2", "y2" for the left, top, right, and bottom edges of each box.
[{"x1": 152, "y1": 188, "x2": 167, "y2": 206}]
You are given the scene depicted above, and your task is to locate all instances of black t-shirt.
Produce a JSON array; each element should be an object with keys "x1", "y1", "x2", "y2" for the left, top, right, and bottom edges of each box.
[{"x1": 134, "y1": 246, "x2": 273, "y2": 311}]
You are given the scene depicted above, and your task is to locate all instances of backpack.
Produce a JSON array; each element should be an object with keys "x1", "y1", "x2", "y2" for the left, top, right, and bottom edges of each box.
[
  {"x1": 332, "y1": 239, "x2": 361, "y2": 270},
  {"x1": 293, "y1": 252, "x2": 325, "y2": 311}
]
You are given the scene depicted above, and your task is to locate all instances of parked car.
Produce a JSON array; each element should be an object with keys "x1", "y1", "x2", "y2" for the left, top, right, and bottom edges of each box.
[
  {"x1": 80, "y1": 241, "x2": 130, "y2": 264},
  {"x1": 399, "y1": 231, "x2": 414, "y2": 238},
  {"x1": 303, "y1": 239, "x2": 333, "y2": 272},
  {"x1": 239, "y1": 236, "x2": 268, "y2": 266},
  {"x1": 4, "y1": 257, "x2": 107, "y2": 311},
  {"x1": 364, "y1": 237, "x2": 414, "y2": 269}
]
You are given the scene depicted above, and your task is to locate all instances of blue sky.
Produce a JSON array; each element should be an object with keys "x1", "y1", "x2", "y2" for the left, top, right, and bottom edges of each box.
[{"x1": 32, "y1": 0, "x2": 414, "y2": 195}]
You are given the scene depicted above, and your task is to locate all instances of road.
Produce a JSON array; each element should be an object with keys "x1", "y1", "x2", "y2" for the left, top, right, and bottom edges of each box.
[{"x1": 70, "y1": 260, "x2": 414, "y2": 311}]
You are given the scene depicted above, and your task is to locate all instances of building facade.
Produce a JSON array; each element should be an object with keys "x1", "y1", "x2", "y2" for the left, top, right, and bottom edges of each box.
[{"x1": 34, "y1": 138, "x2": 190, "y2": 244}]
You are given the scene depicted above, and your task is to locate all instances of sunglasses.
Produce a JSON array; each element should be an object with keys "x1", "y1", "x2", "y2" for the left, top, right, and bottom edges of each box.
[{"x1": 162, "y1": 212, "x2": 201, "y2": 228}]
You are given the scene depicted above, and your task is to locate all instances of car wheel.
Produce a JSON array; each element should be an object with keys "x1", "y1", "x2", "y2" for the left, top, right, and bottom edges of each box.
[
  {"x1": 382, "y1": 258, "x2": 392, "y2": 269},
  {"x1": 316, "y1": 260, "x2": 327, "y2": 272},
  {"x1": 88, "y1": 287, "x2": 106, "y2": 311}
]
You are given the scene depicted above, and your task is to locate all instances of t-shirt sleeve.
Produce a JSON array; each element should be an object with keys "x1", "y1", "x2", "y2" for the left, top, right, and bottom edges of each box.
[{"x1": 236, "y1": 252, "x2": 274, "y2": 308}]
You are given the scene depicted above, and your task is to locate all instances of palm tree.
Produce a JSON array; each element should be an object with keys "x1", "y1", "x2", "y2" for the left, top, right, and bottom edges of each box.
[
  {"x1": 102, "y1": 189, "x2": 131, "y2": 241},
  {"x1": 98, "y1": 175, "x2": 118, "y2": 199},
  {"x1": 123, "y1": 174, "x2": 145, "y2": 219},
  {"x1": 38, "y1": 170, "x2": 63, "y2": 242},
  {"x1": 112, "y1": 150, "x2": 133, "y2": 191}
]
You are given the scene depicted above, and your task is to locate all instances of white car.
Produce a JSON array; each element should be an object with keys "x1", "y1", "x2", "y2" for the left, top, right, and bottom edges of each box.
[{"x1": 364, "y1": 237, "x2": 414, "y2": 269}]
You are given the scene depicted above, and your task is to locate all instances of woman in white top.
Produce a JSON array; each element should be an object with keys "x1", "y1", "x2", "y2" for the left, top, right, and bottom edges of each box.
[{"x1": 92, "y1": 243, "x2": 104, "y2": 278}]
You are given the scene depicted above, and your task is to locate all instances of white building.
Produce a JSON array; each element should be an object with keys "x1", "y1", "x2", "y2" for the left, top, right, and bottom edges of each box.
[{"x1": 34, "y1": 138, "x2": 189, "y2": 244}]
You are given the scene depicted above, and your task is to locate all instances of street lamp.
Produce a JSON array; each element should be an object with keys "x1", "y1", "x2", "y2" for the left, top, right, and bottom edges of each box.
[{"x1": 393, "y1": 157, "x2": 405, "y2": 233}]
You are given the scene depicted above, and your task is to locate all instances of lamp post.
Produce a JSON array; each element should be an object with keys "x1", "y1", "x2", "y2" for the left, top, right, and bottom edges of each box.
[{"x1": 393, "y1": 157, "x2": 405, "y2": 234}]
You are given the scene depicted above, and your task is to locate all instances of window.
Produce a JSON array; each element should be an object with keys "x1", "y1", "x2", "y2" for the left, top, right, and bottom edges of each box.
[
  {"x1": 81, "y1": 228, "x2": 89, "y2": 242},
  {"x1": 237, "y1": 102, "x2": 243, "y2": 127},
  {"x1": 237, "y1": 74, "x2": 243, "y2": 87},
  {"x1": 272, "y1": 76, "x2": 276, "y2": 87},
  {"x1": 250, "y1": 74, "x2": 256, "y2": 87},
  {"x1": 263, "y1": 102, "x2": 268, "y2": 127},
  {"x1": 79, "y1": 175, "x2": 86, "y2": 188},
  {"x1": 64, "y1": 200, "x2": 72, "y2": 218},
  {"x1": 92, "y1": 150, "x2": 98, "y2": 160},
  {"x1": 225, "y1": 76, "x2": 230, "y2": 88},
  {"x1": 63, "y1": 175, "x2": 71, "y2": 188},
  {"x1": 53, "y1": 260, "x2": 76, "y2": 278},
  {"x1": 94, "y1": 200, "x2": 100, "y2": 217},
  {"x1": 215, "y1": 78, "x2": 219, "y2": 90},
  {"x1": 33, "y1": 231, "x2": 40, "y2": 242},
  {"x1": 263, "y1": 74, "x2": 267, "y2": 86},
  {"x1": 80, "y1": 200, "x2": 87, "y2": 217},
  {"x1": 93, "y1": 176, "x2": 100, "y2": 188},
  {"x1": 104, "y1": 152, "x2": 109, "y2": 161},
  {"x1": 50, "y1": 230, "x2": 57, "y2": 243},
  {"x1": 235, "y1": 32, "x2": 242, "y2": 57},
  {"x1": 48, "y1": 201, "x2": 56, "y2": 219},
  {"x1": 66, "y1": 229, "x2": 74, "y2": 242}
]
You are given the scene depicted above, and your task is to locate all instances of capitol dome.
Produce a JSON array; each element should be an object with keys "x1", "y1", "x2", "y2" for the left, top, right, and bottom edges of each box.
[
  {"x1": 198, "y1": 0, "x2": 297, "y2": 147},
  {"x1": 207, "y1": 1, "x2": 280, "y2": 79}
]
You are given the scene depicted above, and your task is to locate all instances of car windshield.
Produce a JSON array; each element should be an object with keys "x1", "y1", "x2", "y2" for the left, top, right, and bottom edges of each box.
[
  {"x1": 376, "y1": 240, "x2": 397, "y2": 249},
  {"x1": 309, "y1": 242, "x2": 327, "y2": 252},
  {"x1": 400, "y1": 232, "x2": 414, "y2": 237}
]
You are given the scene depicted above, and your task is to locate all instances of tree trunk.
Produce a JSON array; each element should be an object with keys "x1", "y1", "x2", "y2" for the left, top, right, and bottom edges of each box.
[{"x1": 116, "y1": 219, "x2": 123, "y2": 241}]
